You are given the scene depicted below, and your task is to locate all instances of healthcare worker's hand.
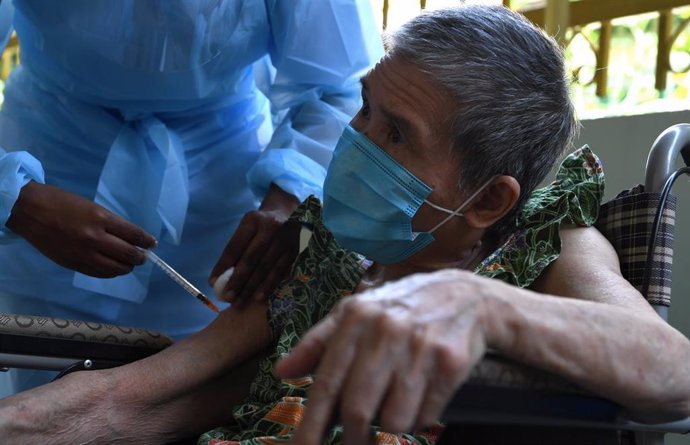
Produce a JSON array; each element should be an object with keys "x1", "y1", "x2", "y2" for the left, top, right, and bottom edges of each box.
[
  {"x1": 6, "y1": 181, "x2": 157, "y2": 277},
  {"x1": 210, "y1": 184, "x2": 301, "y2": 305},
  {"x1": 275, "y1": 269, "x2": 498, "y2": 445}
]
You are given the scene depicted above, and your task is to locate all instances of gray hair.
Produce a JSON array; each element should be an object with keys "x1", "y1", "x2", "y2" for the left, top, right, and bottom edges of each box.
[{"x1": 386, "y1": 6, "x2": 577, "y2": 239}]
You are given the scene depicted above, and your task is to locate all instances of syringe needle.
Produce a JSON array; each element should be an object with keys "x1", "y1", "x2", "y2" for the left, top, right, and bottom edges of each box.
[{"x1": 145, "y1": 250, "x2": 220, "y2": 313}]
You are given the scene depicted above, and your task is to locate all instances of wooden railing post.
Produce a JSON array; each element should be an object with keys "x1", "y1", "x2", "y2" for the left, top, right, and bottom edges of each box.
[
  {"x1": 656, "y1": 9, "x2": 673, "y2": 92},
  {"x1": 596, "y1": 20, "x2": 612, "y2": 98},
  {"x1": 545, "y1": 0, "x2": 570, "y2": 44},
  {"x1": 0, "y1": 36, "x2": 18, "y2": 81},
  {"x1": 382, "y1": 0, "x2": 389, "y2": 30}
]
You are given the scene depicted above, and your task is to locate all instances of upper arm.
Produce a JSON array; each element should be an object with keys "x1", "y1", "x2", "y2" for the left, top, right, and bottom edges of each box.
[
  {"x1": 266, "y1": 0, "x2": 382, "y2": 91},
  {"x1": 247, "y1": 1, "x2": 383, "y2": 200},
  {"x1": 531, "y1": 224, "x2": 657, "y2": 316}
]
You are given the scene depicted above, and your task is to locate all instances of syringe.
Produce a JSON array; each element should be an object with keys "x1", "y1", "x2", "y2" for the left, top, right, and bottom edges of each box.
[{"x1": 145, "y1": 250, "x2": 220, "y2": 313}]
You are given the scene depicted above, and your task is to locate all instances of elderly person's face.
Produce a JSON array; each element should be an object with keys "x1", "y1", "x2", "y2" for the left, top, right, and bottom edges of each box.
[
  {"x1": 346, "y1": 55, "x2": 479, "y2": 266},
  {"x1": 324, "y1": 54, "x2": 519, "y2": 267},
  {"x1": 352, "y1": 56, "x2": 462, "y2": 222}
]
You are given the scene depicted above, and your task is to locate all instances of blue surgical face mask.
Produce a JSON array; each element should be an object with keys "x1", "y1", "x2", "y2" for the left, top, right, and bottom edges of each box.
[{"x1": 323, "y1": 125, "x2": 495, "y2": 264}]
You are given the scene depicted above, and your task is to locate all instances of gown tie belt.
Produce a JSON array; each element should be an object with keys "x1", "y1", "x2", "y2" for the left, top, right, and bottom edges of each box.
[{"x1": 73, "y1": 114, "x2": 189, "y2": 302}]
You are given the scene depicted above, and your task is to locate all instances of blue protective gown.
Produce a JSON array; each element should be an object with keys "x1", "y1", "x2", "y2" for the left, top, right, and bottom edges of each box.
[{"x1": 0, "y1": 0, "x2": 382, "y2": 374}]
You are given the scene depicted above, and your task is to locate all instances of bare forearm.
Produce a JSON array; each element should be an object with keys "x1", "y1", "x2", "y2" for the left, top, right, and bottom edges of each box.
[
  {"x1": 502, "y1": 225, "x2": 690, "y2": 421},
  {"x1": 0, "y1": 354, "x2": 263, "y2": 444},
  {"x1": 115, "y1": 303, "x2": 271, "y2": 402},
  {"x1": 0, "y1": 303, "x2": 272, "y2": 443},
  {"x1": 485, "y1": 287, "x2": 690, "y2": 421},
  {"x1": 0, "y1": 370, "x2": 118, "y2": 444}
]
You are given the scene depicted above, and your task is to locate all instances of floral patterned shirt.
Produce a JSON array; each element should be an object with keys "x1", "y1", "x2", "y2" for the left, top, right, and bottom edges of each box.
[{"x1": 198, "y1": 146, "x2": 604, "y2": 445}]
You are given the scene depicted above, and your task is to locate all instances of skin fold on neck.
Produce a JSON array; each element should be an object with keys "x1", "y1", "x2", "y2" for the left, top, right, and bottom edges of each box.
[{"x1": 356, "y1": 238, "x2": 490, "y2": 293}]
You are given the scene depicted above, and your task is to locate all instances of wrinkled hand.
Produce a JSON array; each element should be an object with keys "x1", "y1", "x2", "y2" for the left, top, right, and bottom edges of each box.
[
  {"x1": 6, "y1": 181, "x2": 156, "y2": 277},
  {"x1": 210, "y1": 184, "x2": 300, "y2": 305},
  {"x1": 276, "y1": 269, "x2": 500, "y2": 445}
]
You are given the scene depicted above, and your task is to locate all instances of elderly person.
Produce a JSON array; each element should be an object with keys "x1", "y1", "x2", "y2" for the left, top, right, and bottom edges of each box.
[{"x1": 1, "y1": 6, "x2": 689, "y2": 445}]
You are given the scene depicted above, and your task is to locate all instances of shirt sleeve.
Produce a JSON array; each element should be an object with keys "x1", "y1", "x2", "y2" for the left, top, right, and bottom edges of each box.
[
  {"x1": 0, "y1": 149, "x2": 45, "y2": 240},
  {"x1": 474, "y1": 146, "x2": 605, "y2": 288},
  {"x1": 246, "y1": 0, "x2": 384, "y2": 203}
]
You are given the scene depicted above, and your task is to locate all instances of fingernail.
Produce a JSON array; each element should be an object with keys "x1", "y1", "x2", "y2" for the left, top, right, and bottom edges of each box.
[{"x1": 224, "y1": 290, "x2": 235, "y2": 302}]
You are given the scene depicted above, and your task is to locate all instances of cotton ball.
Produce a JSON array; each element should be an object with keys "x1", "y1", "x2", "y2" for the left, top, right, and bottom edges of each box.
[
  {"x1": 212, "y1": 267, "x2": 234, "y2": 299},
  {"x1": 299, "y1": 226, "x2": 313, "y2": 254}
]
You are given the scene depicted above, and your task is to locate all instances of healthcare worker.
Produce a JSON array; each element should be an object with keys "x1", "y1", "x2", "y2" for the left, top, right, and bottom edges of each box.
[{"x1": 0, "y1": 0, "x2": 383, "y2": 395}]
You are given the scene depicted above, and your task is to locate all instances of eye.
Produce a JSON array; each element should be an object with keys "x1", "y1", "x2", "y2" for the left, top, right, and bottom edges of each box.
[
  {"x1": 359, "y1": 96, "x2": 371, "y2": 119},
  {"x1": 387, "y1": 125, "x2": 402, "y2": 144}
]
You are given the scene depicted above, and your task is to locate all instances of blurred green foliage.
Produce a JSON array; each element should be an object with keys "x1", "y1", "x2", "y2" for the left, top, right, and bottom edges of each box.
[
  {"x1": 568, "y1": 7, "x2": 690, "y2": 117},
  {"x1": 510, "y1": 2, "x2": 690, "y2": 117},
  {"x1": 376, "y1": 0, "x2": 690, "y2": 117}
]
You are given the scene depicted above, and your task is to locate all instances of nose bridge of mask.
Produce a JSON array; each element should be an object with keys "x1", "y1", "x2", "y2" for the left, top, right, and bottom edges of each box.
[
  {"x1": 426, "y1": 175, "x2": 498, "y2": 234},
  {"x1": 339, "y1": 126, "x2": 433, "y2": 215}
]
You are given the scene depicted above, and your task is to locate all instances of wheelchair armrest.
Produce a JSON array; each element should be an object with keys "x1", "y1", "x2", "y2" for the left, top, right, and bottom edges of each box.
[
  {"x1": 443, "y1": 353, "x2": 617, "y2": 425},
  {"x1": 442, "y1": 354, "x2": 690, "y2": 437},
  {"x1": 0, "y1": 313, "x2": 173, "y2": 371}
]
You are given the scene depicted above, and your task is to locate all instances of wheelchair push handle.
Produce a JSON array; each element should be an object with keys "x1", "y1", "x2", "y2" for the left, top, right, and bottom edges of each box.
[{"x1": 645, "y1": 123, "x2": 690, "y2": 193}]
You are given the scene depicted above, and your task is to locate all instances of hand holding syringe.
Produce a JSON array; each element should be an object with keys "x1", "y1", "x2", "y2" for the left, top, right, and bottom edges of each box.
[{"x1": 145, "y1": 250, "x2": 220, "y2": 313}]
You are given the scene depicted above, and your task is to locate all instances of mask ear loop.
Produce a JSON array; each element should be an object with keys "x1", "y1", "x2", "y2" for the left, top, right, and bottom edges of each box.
[{"x1": 427, "y1": 176, "x2": 498, "y2": 233}]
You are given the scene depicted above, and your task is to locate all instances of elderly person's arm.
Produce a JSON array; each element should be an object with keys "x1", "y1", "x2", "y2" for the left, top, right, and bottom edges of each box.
[
  {"x1": 504, "y1": 225, "x2": 690, "y2": 418},
  {"x1": 0, "y1": 302, "x2": 272, "y2": 444},
  {"x1": 278, "y1": 225, "x2": 690, "y2": 445}
]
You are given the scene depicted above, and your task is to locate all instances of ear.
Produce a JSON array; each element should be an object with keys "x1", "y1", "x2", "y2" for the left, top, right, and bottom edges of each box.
[{"x1": 462, "y1": 176, "x2": 520, "y2": 230}]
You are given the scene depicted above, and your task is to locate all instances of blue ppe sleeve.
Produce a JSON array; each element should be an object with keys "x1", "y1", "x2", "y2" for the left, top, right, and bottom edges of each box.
[
  {"x1": 0, "y1": 150, "x2": 45, "y2": 240},
  {"x1": 247, "y1": 0, "x2": 384, "y2": 203},
  {"x1": 0, "y1": 0, "x2": 14, "y2": 51}
]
